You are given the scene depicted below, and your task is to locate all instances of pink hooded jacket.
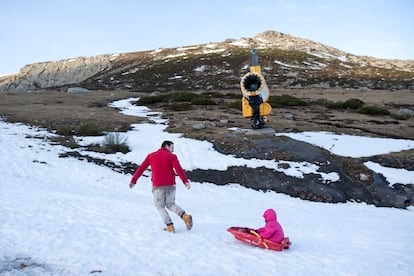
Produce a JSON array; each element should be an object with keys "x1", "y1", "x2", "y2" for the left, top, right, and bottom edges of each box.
[{"x1": 256, "y1": 208, "x2": 285, "y2": 243}]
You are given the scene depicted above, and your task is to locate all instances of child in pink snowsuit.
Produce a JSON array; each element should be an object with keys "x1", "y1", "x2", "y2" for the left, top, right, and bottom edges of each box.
[{"x1": 256, "y1": 208, "x2": 285, "y2": 243}]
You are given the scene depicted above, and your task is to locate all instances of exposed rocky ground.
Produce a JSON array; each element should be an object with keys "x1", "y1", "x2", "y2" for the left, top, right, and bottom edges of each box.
[{"x1": 0, "y1": 30, "x2": 413, "y2": 208}]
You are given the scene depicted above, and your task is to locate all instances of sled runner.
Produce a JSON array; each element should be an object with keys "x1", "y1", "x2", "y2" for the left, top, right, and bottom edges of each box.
[{"x1": 227, "y1": 227, "x2": 291, "y2": 251}]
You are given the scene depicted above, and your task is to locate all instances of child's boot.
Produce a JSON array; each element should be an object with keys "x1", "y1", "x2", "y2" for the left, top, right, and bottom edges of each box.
[
  {"x1": 163, "y1": 223, "x2": 175, "y2": 233},
  {"x1": 181, "y1": 213, "x2": 193, "y2": 230}
]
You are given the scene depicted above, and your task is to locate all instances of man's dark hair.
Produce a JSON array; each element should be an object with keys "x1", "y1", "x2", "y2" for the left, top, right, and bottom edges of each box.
[{"x1": 161, "y1": 140, "x2": 174, "y2": 148}]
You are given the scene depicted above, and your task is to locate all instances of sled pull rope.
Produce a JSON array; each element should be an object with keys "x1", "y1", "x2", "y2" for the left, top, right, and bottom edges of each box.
[{"x1": 250, "y1": 230, "x2": 269, "y2": 249}]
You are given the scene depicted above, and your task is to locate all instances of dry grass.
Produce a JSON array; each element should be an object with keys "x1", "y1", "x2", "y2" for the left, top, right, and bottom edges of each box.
[{"x1": 0, "y1": 90, "x2": 142, "y2": 134}]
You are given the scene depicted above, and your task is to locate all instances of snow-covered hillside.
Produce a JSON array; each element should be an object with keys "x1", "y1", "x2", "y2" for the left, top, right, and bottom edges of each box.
[{"x1": 1, "y1": 99, "x2": 413, "y2": 275}]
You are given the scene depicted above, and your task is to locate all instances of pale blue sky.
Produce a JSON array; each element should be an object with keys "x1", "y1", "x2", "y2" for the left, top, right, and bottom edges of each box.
[{"x1": 1, "y1": 0, "x2": 413, "y2": 75}]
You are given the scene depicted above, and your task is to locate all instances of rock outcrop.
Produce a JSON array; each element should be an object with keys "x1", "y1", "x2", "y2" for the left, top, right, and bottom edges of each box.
[
  {"x1": 186, "y1": 135, "x2": 413, "y2": 209},
  {"x1": 0, "y1": 54, "x2": 119, "y2": 92}
]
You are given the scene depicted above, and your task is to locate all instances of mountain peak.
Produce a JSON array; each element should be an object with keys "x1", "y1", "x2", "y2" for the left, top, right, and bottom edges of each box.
[{"x1": 254, "y1": 30, "x2": 287, "y2": 40}]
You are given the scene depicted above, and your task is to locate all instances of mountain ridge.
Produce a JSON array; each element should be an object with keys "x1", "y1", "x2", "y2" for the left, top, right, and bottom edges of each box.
[{"x1": 1, "y1": 30, "x2": 413, "y2": 92}]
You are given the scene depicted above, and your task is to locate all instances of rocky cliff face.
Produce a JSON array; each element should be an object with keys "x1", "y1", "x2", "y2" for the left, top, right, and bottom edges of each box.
[
  {"x1": 0, "y1": 54, "x2": 118, "y2": 92},
  {"x1": 1, "y1": 30, "x2": 413, "y2": 92}
]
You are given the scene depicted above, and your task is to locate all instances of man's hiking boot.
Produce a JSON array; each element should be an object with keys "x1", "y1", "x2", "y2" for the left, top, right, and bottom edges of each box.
[
  {"x1": 181, "y1": 213, "x2": 193, "y2": 231},
  {"x1": 163, "y1": 223, "x2": 175, "y2": 233}
]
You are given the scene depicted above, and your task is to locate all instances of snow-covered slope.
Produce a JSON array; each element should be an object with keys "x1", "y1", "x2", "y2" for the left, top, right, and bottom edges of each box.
[{"x1": 1, "y1": 99, "x2": 413, "y2": 275}]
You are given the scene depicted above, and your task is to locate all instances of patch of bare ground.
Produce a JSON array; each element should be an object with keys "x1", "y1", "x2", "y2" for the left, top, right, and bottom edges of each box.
[
  {"x1": 0, "y1": 90, "x2": 142, "y2": 133},
  {"x1": 163, "y1": 88, "x2": 414, "y2": 147},
  {"x1": 278, "y1": 88, "x2": 414, "y2": 139}
]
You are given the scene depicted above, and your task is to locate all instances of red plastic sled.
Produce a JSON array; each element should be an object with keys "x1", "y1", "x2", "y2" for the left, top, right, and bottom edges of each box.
[{"x1": 227, "y1": 227, "x2": 291, "y2": 251}]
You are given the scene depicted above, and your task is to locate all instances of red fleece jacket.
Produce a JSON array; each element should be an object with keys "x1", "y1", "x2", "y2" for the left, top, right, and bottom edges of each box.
[{"x1": 130, "y1": 147, "x2": 188, "y2": 187}]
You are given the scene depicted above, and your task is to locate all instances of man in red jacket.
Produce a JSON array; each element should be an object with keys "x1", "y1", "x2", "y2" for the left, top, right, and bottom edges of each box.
[{"x1": 129, "y1": 140, "x2": 192, "y2": 233}]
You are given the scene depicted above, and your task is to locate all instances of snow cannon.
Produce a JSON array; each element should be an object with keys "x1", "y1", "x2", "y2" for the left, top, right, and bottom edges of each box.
[{"x1": 240, "y1": 49, "x2": 271, "y2": 129}]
